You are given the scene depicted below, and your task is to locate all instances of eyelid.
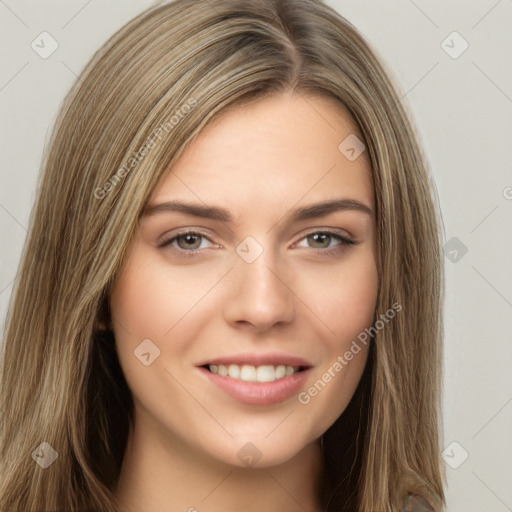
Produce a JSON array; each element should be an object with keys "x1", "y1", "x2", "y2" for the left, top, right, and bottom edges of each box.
[
  {"x1": 157, "y1": 227, "x2": 356, "y2": 254},
  {"x1": 291, "y1": 227, "x2": 354, "y2": 247},
  {"x1": 157, "y1": 228, "x2": 218, "y2": 249}
]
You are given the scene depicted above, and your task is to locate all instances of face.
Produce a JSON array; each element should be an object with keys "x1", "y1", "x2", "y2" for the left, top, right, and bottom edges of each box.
[{"x1": 109, "y1": 92, "x2": 378, "y2": 468}]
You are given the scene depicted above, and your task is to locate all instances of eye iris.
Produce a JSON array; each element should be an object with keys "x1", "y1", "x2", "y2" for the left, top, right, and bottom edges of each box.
[
  {"x1": 177, "y1": 234, "x2": 201, "y2": 250},
  {"x1": 308, "y1": 233, "x2": 331, "y2": 248},
  {"x1": 173, "y1": 233, "x2": 338, "y2": 251}
]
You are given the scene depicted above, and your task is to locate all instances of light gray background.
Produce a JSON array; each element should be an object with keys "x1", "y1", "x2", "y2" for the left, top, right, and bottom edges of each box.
[{"x1": 1, "y1": 1, "x2": 511, "y2": 511}]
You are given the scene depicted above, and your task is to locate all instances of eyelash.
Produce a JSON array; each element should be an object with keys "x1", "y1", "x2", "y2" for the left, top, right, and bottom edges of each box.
[{"x1": 158, "y1": 229, "x2": 356, "y2": 258}]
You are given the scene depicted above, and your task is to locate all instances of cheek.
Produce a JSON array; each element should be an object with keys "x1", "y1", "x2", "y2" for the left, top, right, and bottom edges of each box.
[
  {"x1": 108, "y1": 253, "x2": 208, "y2": 414},
  {"x1": 335, "y1": 262, "x2": 378, "y2": 339},
  {"x1": 304, "y1": 254, "x2": 376, "y2": 429},
  {"x1": 109, "y1": 250, "x2": 216, "y2": 341},
  {"x1": 301, "y1": 252, "x2": 378, "y2": 344},
  {"x1": 109, "y1": 249, "x2": 230, "y2": 390},
  {"x1": 108, "y1": 253, "x2": 183, "y2": 380},
  {"x1": 297, "y1": 259, "x2": 376, "y2": 438}
]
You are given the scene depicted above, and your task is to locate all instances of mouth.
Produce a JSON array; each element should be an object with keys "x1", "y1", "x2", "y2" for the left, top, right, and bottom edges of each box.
[
  {"x1": 196, "y1": 354, "x2": 313, "y2": 406},
  {"x1": 201, "y1": 363, "x2": 307, "y2": 383}
]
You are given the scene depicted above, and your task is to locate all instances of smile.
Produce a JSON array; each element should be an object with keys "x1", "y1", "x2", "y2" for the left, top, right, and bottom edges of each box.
[{"x1": 205, "y1": 364, "x2": 303, "y2": 383}]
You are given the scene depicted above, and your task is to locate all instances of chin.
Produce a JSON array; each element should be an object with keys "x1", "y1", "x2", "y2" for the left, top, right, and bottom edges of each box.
[{"x1": 205, "y1": 435, "x2": 314, "y2": 470}]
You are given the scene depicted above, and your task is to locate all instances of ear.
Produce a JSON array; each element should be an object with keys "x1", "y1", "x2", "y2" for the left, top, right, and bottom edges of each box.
[
  {"x1": 94, "y1": 317, "x2": 110, "y2": 332},
  {"x1": 94, "y1": 294, "x2": 112, "y2": 332}
]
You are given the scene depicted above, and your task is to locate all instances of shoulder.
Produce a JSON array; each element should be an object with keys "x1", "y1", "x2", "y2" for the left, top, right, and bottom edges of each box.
[{"x1": 400, "y1": 492, "x2": 436, "y2": 512}]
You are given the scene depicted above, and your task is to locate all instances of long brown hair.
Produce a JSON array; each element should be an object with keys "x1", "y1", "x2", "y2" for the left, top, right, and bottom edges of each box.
[{"x1": 0, "y1": 1, "x2": 446, "y2": 510}]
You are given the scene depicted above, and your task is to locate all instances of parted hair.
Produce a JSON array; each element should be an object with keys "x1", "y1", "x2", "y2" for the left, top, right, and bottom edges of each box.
[{"x1": 0, "y1": 1, "x2": 445, "y2": 510}]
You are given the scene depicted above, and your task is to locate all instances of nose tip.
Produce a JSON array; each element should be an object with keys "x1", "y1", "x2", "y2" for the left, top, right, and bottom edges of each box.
[{"x1": 223, "y1": 254, "x2": 295, "y2": 330}]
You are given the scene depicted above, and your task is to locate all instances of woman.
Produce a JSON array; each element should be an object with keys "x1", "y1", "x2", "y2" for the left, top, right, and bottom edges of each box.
[{"x1": 0, "y1": 0, "x2": 446, "y2": 510}]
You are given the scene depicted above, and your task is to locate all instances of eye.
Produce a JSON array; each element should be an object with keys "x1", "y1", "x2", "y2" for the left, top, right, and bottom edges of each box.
[
  {"x1": 157, "y1": 228, "x2": 356, "y2": 258},
  {"x1": 158, "y1": 230, "x2": 215, "y2": 253},
  {"x1": 295, "y1": 230, "x2": 355, "y2": 254}
]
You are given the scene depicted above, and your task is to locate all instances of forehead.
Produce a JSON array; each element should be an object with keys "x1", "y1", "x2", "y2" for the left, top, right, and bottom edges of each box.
[{"x1": 149, "y1": 92, "x2": 373, "y2": 215}]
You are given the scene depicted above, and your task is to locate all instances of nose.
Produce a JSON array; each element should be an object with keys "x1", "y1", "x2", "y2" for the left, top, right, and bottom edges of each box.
[{"x1": 223, "y1": 250, "x2": 296, "y2": 331}]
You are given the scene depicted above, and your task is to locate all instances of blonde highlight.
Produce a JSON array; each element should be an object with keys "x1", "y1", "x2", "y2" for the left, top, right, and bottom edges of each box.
[{"x1": 1, "y1": 1, "x2": 445, "y2": 510}]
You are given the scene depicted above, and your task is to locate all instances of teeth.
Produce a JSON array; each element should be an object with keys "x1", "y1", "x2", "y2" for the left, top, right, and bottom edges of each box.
[
  {"x1": 275, "y1": 365, "x2": 286, "y2": 379},
  {"x1": 228, "y1": 364, "x2": 240, "y2": 379},
  {"x1": 240, "y1": 365, "x2": 257, "y2": 382},
  {"x1": 256, "y1": 365, "x2": 275, "y2": 382},
  {"x1": 208, "y1": 364, "x2": 300, "y2": 382}
]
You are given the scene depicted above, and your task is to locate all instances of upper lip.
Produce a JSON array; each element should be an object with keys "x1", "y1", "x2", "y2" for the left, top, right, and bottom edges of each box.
[{"x1": 197, "y1": 353, "x2": 313, "y2": 368}]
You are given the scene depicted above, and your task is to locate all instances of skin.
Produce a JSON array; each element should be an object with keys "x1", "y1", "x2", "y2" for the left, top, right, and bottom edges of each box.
[{"x1": 110, "y1": 91, "x2": 378, "y2": 512}]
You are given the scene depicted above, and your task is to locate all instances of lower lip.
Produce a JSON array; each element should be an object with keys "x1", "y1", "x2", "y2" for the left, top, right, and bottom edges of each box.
[{"x1": 198, "y1": 367, "x2": 311, "y2": 406}]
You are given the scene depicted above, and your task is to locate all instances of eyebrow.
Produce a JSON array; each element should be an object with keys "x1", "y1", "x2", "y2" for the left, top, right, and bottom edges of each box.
[{"x1": 144, "y1": 198, "x2": 373, "y2": 226}]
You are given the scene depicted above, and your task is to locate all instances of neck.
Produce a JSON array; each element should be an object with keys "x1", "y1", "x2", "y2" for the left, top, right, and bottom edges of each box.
[{"x1": 114, "y1": 418, "x2": 326, "y2": 512}]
